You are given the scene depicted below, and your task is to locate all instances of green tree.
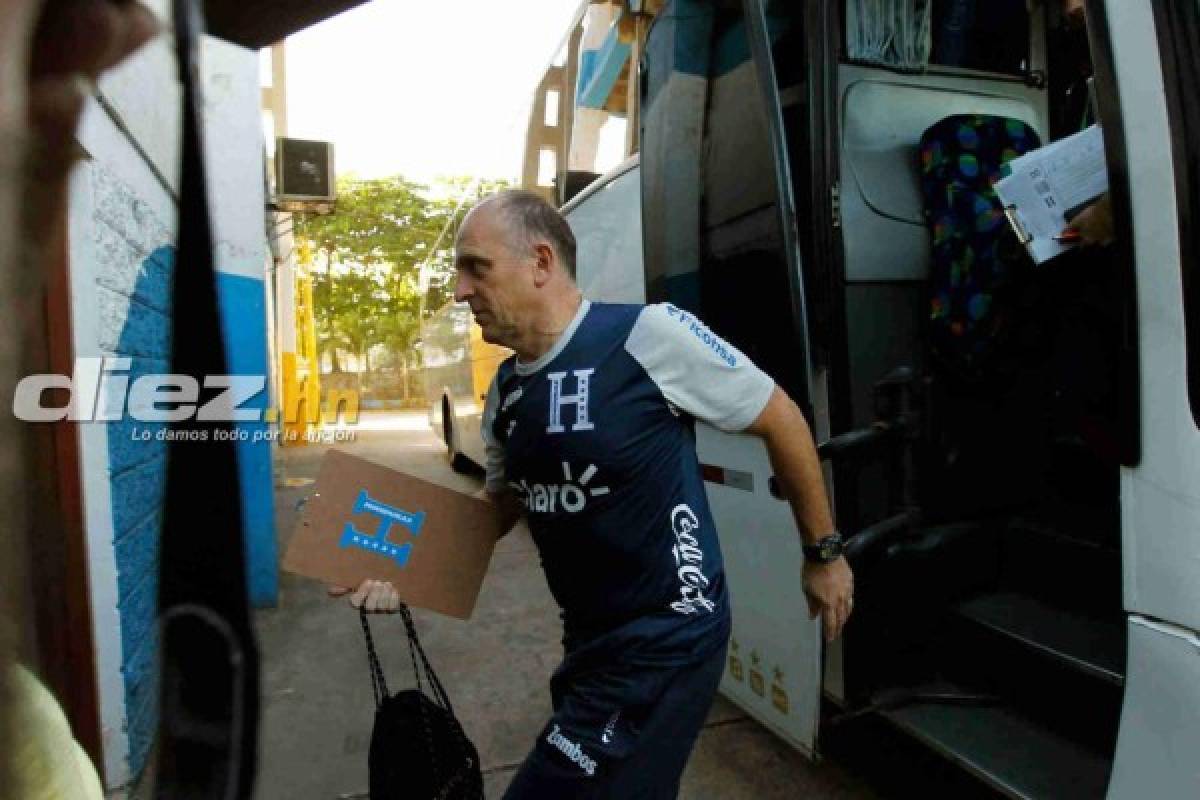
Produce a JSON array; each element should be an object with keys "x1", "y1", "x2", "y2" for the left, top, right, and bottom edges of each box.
[
  {"x1": 374, "y1": 269, "x2": 423, "y2": 401},
  {"x1": 310, "y1": 263, "x2": 382, "y2": 377},
  {"x1": 294, "y1": 174, "x2": 508, "y2": 404},
  {"x1": 299, "y1": 175, "x2": 449, "y2": 267}
]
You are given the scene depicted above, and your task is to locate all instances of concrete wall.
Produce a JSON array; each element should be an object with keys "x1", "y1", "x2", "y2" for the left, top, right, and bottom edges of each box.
[{"x1": 67, "y1": 3, "x2": 277, "y2": 786}]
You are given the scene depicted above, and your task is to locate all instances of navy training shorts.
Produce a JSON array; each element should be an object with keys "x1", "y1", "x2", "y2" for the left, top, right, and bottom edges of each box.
[{"x1": 501, "y1": 640, "x2": 728, "y2": 799}]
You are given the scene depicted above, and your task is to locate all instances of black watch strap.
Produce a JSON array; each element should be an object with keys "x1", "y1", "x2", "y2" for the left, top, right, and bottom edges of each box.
[{"x1": 803, "y1": 532, "x2": 844, "y2": 564}]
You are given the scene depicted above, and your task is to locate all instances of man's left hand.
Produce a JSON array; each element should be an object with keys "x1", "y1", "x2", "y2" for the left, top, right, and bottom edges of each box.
[
  {"x1": 802, "y1": 557, "x2": 854, "y2": 643},
  {"x1": 328, "y1": 580, "x2": 400, "y2": 613}
]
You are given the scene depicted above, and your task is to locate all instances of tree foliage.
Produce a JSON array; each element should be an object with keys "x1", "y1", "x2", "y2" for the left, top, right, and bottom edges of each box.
[{"x1": 294, "y1": 174, "x2": 508, "y2": 396}]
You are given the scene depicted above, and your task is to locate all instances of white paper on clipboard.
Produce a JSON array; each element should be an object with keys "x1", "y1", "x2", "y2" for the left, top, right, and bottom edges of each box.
[{"x1": 993, "y1": 124, "x2": 1109, "y2": 264}]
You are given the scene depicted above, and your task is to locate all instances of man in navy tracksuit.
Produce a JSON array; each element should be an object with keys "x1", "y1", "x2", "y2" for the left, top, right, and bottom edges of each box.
[{"x1": 356, "y1": 190, "x2": 854, "y2": 797}]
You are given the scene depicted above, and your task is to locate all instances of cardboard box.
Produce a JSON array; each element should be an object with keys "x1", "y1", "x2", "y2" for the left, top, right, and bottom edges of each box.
[{"x1": 282, "y1": 449, "x2": 500, "y2": 619}]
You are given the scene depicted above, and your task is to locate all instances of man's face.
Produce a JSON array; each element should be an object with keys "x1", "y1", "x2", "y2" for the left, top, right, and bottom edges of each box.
[{"x1": 453, "y1": 207, "x2": 533, "y2": 347}]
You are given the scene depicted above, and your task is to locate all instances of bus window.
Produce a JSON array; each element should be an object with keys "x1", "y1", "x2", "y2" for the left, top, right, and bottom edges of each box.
[
  {"x1": 640, "y1": 3, "x2": 813, "y2": 407},
  {"x1": 563, "y1": 158, "x2": 644, "y2": 305},
  {"x1": 698, "y1": 8, "x2": 811, "y2": 407},
  {"x1": 1154, "y1": 0, "x2": 1200, "y2": 430},
  {"x1": 930, "y1": 0, "x2": 1030, "y2": 75},
  {"x1": 846, "y1": 0, "x2": 1032, "y2": 77}
]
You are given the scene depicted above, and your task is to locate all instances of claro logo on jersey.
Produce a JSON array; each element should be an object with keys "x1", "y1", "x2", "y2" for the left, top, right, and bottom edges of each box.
[
  {"x1": 545, "y1": 724, "x2": 597, "y2": 776},
  {"x1": 510, "y1": 462, "x2": 610, "y2": 514},
  {"x1": 669, "y1": 504, "x2": 716, "y2": 616}
]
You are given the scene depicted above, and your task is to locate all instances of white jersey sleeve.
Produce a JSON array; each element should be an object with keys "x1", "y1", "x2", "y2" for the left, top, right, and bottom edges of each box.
[
  {"x1": 479, "y1": 375, "x2": 507, "y2": 493},
  {"x1": 624, "y1": 303, "x2": 776, "y2": 432}
]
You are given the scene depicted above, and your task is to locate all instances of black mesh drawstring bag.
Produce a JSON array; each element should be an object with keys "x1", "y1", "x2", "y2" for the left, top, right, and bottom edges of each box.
[{"x1": 360, "y1": 607, "x2": 483, "y2": 799}]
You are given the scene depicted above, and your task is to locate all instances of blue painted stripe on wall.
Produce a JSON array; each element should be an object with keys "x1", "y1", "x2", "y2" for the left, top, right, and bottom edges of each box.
[
  {"x1": 114, "y1": 511, "x2": 161, "y2": 596},
  {"x1": 99, "y1": 291, "x2": 171, "y2": 358},
  {"x1": 215, "y1": 271, "x2": 278, "y2": 609},
  {"x1": 104, "y1": 249, "x2": 278, "y2": 781},
  {"x1": 121, "y1": 628, "x2": 159, "y2": 775},
  {"x1": 117, "y1": 567, "x2": 158, "y2": 670},
  {"x1": 105, "y1": 355, "x2": 170, "y2": 474},
  {"x1": 133, "y1": 246, "x2": 174, "y2": 312},
  {"x1": 107, "y1": 419, "x2": 167, "y2": 475},
  {"x1": 107, "y1": 244, "x2": 174, "y2": 779},
  {"x1": 110, "y1": 457, "x2": 167, "y2": 538},
  {"x1": 121, "y1": 629, "x2": 157, "y2": 718}
]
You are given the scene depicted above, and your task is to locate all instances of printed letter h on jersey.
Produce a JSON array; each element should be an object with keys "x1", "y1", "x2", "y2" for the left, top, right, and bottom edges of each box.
[{"x1": 546, "y1": 369, "x2": 595, "y2": 434}]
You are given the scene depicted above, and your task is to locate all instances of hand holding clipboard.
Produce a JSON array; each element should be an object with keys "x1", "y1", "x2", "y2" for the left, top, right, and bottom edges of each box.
[{"x1": 994, "y1": 124, "x2": 1110, "y2": 264}]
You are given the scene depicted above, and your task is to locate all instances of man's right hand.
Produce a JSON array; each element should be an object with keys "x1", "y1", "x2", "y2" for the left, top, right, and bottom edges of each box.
[
  {"x1": 801, "y1": 556, "x2": 854, "y2": 643},
  {"x1": 327, "y1": 580, "x2": 400, "y2": 613}
]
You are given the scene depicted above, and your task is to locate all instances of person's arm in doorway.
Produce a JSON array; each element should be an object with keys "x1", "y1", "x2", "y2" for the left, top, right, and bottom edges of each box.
[{"x1": 1063, "y1": 192, "x2": 1115, "y2": 248}]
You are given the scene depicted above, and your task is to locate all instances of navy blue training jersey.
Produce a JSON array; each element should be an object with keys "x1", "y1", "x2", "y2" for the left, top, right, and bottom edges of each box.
[{"x1": 482, "y1": 301, "x2": 775, "y2": 671}]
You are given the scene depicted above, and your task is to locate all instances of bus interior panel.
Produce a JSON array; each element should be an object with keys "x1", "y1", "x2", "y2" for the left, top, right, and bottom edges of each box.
[
  {"x1": 851, "y1": 0, "x2": 1122, "y2": 790},
  {"x1": 699, "y1": 0, "x2": 1128, "y2": 794}
]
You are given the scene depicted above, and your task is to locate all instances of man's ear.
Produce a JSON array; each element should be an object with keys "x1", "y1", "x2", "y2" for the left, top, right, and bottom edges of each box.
[{"x1": 531, "y1": 242, "x2": 555, "y2": 288}]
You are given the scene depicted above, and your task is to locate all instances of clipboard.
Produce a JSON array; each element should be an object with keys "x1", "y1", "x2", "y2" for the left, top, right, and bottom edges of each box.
[
  {"x1": 1003, "y1": 205, "x2": 1033, "y2": 245},
  {"x1": 994, "y1": 124, "x2": 1109, "y2": 264}
]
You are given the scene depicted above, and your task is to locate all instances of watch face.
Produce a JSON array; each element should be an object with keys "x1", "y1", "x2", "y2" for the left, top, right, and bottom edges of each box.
[
  {"x1": 804, "y1": 534, "x2": 842, "y2": 562},
  {"x1": 819, "y1": 534, "x2": 843, "y2": 561}
]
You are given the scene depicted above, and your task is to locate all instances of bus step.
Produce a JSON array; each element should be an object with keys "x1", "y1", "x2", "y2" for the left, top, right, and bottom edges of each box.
[
  {"x1": 880, "y1": 694, "x2": 1113, "y2": 800},
  {"x1": 955, "y1": 591, "x2": 1125, "y2": 686}
]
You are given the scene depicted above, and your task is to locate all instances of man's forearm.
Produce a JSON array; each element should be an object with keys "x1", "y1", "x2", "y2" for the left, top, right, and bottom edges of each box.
[
  {"x1": 748, "y1": 386, "x2": 853, "y2": 643},
  {"x1": 747, "y1": 387, "x2": 835, "y2": 545}
]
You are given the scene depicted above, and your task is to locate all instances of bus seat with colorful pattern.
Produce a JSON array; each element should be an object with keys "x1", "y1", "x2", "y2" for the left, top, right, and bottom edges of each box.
[{"x1": 918, "y1": 114, "x2": 1041, "y2": 381}]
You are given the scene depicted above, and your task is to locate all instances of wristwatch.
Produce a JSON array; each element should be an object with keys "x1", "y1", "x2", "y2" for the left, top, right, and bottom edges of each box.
[{"x1": 803, "y1": 532, "x2": 844, "y2": 564}]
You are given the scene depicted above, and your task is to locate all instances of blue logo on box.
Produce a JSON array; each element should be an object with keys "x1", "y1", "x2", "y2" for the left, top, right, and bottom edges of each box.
[{"x1": 339, "y1": 489, "x2": 426, "y2": 567}]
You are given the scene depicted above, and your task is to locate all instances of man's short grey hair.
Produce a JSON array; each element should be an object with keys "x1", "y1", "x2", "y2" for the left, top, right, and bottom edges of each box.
[{"x1": 485, "y1": 189, "x2": 577, "y2": 278}]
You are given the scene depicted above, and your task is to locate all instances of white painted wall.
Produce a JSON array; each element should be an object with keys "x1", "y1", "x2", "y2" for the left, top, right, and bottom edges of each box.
[
  {"x1": 96, "y1": 0, "x2": 180, "y2": 196},
  {"x1": 203, "y1": 38, "x2": 268, "y2": 281}
]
